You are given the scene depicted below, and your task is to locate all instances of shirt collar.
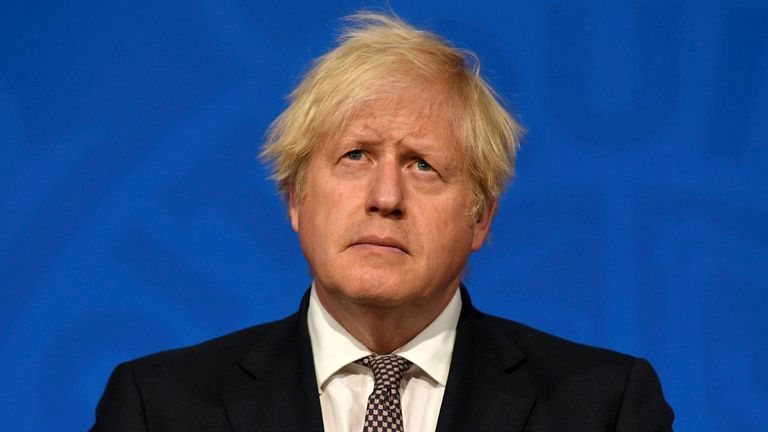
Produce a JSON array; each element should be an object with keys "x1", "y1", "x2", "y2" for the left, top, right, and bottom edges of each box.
[
  {"x1": 392, "y1": 288, "x2": 461, "y2": 387},
  {"x1": 307, "y1": 283, "x2": 462, "y2": 392}
]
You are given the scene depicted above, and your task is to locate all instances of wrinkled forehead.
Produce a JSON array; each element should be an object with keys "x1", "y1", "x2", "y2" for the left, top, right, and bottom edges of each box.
[
  {"x1": 329, "y1": 85, "x2": 464, "y2": 149},
  {"x1": 352, "y1": 87, "x2": 447, "y2": 117}
]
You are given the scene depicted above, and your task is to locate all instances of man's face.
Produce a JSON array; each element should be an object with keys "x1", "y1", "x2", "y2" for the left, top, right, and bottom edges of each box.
[{"x1": 290, "y1": 89, "x2": 495, "y2": 313}]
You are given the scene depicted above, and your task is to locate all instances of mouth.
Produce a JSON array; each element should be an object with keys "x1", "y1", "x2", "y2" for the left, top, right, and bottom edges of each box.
[{"x1": 349, "y1": 235, "x2": 408, "y2": 254}]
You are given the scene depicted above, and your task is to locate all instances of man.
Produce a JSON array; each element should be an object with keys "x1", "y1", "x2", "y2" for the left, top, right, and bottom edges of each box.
[{"x1": 92, "y1": 13, "x2": 674, "y2": 432}]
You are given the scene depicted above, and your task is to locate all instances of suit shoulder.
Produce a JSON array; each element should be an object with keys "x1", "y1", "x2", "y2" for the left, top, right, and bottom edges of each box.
[
  {"x1": 478, "y1": 313, "x2": 673, "y2": 426},
  {"x1": 474, "y1": 312, "x2": 638, "y2": 381},
  {"x1": 126, "y1": 312, "x2": 299, "y2": 376}
]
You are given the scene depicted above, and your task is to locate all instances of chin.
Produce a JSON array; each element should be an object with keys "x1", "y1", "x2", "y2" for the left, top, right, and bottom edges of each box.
[
  {"x1": 346, "y1": 290, "x2": 410, "y2": 309},
  {"x1": 330, "y1": 270, "x2": 417, "y2": 308}
]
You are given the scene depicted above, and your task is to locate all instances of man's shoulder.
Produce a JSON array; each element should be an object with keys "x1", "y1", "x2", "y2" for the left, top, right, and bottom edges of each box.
[
  {"x1": 457, "y1": 310, "x2": 674, "y2": 428},
  {"x1": 93, "y1": 311, "x2": 313, "y2": 430},
  {"x1": 123, "y1": 311, "x2": 301, "y2": 383},
  {"x1": 482, "y1": 312, "x2": 631, "y2": 357},
  {"x1": 469, "y1": 310, "x2": 640, "y2": 381}
]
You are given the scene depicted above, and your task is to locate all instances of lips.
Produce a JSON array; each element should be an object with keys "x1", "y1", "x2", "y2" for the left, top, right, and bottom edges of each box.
[{"x1": 349, "y1": 235, "x2": 408, "y2": 254}]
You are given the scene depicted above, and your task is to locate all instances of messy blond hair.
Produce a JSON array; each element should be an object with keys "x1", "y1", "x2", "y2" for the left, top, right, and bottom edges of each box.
[{"x1": 260, "y1": 12, "x2": 523, "y2": 218}]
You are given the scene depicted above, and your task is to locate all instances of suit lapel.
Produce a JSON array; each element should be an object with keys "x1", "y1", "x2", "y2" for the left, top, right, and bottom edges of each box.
[
  {"x1": 436, "y1": 287, "x2": 536, "y2": 432},
  {"x1": 222, "y1": 292, "x2": 324, "y2": 432}
]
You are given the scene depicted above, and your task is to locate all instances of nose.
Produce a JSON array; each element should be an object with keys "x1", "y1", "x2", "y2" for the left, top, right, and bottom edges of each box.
[{"x1": 365, "y1": 158, "x2": 404, "y2": 218}]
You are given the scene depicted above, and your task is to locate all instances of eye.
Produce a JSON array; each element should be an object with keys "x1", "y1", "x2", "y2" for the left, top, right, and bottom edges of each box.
[
  {"x1": 415, "y1": 159, "x2": 433, "y2": 172},
  {"x1": 344, "y1": 149, "x2": 364, "y2": 161}
]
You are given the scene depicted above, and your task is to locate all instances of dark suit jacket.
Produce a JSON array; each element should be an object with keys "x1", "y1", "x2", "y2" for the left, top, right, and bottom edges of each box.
[{"x1": 92, "y1": 288, "x2": 674, "y2": 431}]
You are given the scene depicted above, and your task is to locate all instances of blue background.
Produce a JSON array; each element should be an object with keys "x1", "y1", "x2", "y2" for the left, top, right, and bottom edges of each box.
[{"x1": 1, "y1": 1, "x2": 766, "y2": 430}]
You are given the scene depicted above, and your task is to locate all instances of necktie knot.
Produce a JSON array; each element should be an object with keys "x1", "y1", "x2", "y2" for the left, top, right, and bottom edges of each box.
[{"x1": 356, "y1": 354, "x2": 412, "y2": 390}]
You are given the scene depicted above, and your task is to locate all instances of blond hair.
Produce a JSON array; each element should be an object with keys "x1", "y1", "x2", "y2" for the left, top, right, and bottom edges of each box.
[{"x1": 261, "y1": 12, "x2": 523, "y2": 218}]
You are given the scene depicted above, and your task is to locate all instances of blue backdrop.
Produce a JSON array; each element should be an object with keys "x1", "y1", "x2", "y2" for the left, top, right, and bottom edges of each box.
[{"x1": 1, "y1": 1, "x2": 766, "y2": 430}]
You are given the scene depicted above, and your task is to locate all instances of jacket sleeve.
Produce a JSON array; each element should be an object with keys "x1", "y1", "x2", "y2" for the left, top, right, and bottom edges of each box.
[
  {"x1": 614, "y1": 357, "x2": 675, "y2": 431},
  {"x1": 90, "y1": 362, "x2": 149, "y2": 432}
]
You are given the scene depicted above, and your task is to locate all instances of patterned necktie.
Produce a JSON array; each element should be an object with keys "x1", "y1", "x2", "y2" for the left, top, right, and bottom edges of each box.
[{"x1": 356, "y1": 354, "x2": 413, "y2": 432}]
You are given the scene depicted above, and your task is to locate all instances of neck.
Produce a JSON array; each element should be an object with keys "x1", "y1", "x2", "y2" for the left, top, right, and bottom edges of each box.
[{"x1": 315, "y1": 283, "x2": 458, "y2": 354}]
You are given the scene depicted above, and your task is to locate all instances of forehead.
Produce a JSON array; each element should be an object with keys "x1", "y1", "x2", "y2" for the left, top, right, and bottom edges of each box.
[{"x1": 338, "y1": 88, "x2": 459, "y2": 146}]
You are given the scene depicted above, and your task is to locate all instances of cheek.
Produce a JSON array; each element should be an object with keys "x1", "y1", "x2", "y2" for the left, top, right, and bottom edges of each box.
[
  {"x1": 299, "y1": 183, "x2": 356, "y2": 244},
  {"x1": 416, "y1": 203, "x2": 474, "y2": 248}
]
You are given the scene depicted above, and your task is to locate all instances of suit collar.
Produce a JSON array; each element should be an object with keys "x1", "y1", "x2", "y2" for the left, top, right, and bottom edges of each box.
[
  {"x1": 435, "y1": 286, "x2": 536, "y2": 432},
  {"x1": 223, "y1": 290, "x2": 324, "y2": 432}
]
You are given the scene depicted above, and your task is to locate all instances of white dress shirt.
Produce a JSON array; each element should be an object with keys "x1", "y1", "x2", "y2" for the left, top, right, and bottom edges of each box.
[{"x1": 306, "y1": 285, "x2": 462, "y2": 432}]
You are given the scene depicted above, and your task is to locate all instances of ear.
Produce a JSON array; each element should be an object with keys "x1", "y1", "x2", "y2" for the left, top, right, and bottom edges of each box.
[
  {"x1": 289, "y1": 187, "x2": 300, "y2": 233},
  {"x1": 470, "y1": 199, "x2": 497, "y2": 252}
]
